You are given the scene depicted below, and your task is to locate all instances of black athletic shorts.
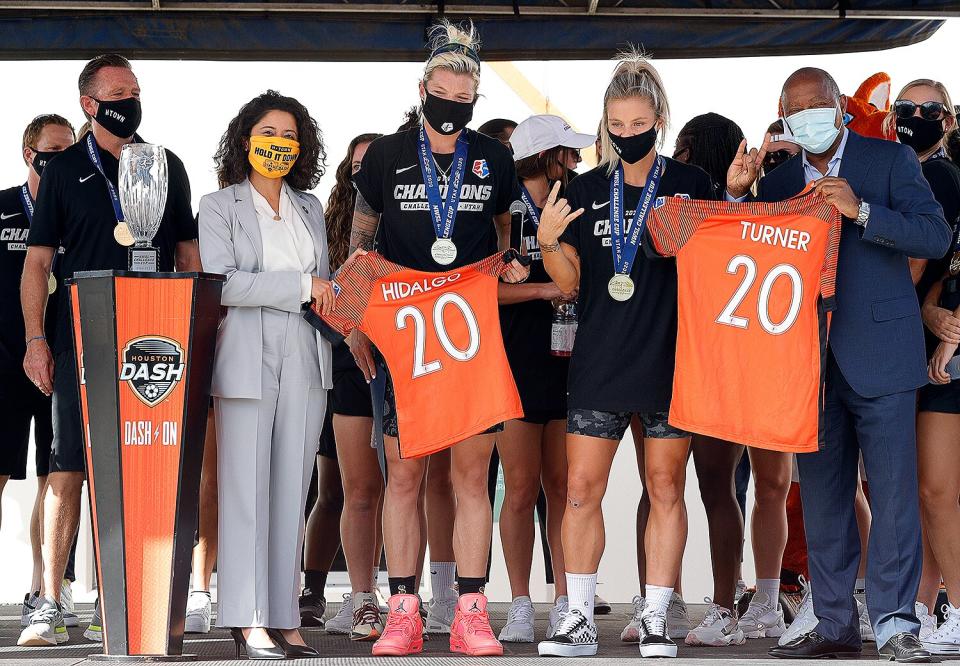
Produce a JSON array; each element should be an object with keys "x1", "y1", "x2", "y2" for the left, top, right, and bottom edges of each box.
[
  {"x1": 520, "y1": 409, "x2": 567, "y2": 425},
  {"x1": 0, "y1": 371, "x2": 53, "y2": 479},
  {"x1": 317, "y1": 398, "x2": 337, "y2": 460},
  {"x1": 331, "y1": 366, "x2": 374, "y2": 418},
  {"x1": 918, "y1": 380, "x2": 960, "y2": 415},
  {"x1": 50, "y1": 350, "x2": 85, "y2": 473}
]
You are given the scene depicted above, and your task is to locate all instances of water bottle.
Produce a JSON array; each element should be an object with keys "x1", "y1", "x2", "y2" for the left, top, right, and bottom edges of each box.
[
  {"x1": 931, "y1": 355, "x2": 960, "y2": 383},
  {"x1": 550, "y1": 301, "x2": 577, "y2": 357}
]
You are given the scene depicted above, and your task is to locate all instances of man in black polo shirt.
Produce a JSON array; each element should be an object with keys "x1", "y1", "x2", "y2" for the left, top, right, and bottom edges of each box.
[
  {"x1": 18, "y1": 54, "x2": 200, "y2": 647},
  {"x1": 0, "y1": 113, "x2": 78, "y2": 627}
]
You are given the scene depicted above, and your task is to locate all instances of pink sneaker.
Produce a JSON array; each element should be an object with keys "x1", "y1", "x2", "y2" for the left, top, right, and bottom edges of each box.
[
  {"x1": 449, "y1": 593, "x2": 503, "y2": 656},
  {"x1": 372, "y1": 594, "x2": 423, "y2": 656}
]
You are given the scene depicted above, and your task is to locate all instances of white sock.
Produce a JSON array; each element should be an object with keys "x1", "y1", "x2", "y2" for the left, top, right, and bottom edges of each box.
[
  {"x1": 431, "y1": 562, "x2": 456, "y2": 601},
  {"x1": 642, "y1": 584, "x2": 673, "y2": 617},
  {"x1": 566, "y1": 573, "x2": 598, "y2": 623},
  {"x1": 757, "y1": 578, "x2": 780, "y2": 605},
  {"x1": 372, "y1": 567, "x2": 380, "y2": 589}
]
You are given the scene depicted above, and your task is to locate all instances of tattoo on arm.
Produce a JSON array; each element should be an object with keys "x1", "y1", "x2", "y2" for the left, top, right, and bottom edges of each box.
[{"x1": 349, "y1": 191, "x2": 381, "y2": 254}]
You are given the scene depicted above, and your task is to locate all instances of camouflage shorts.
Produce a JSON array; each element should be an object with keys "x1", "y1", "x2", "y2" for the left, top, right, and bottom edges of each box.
[{"x1": 566, "y1": 408, "x2": 690, "y2": 441}]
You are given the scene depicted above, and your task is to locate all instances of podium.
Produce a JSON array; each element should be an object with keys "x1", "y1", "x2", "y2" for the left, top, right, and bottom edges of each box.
[{"x1": 69, "y1": 271, "x2": 224, "y2": 661}]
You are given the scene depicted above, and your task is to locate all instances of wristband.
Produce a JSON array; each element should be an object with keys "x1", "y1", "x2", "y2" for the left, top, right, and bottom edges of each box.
[
  {"x1": 540, "y1": 240, "x2": 561, "y2": 253},
  {"x1": 26, "y1": 335, "x2": 46, "y2": 346}
]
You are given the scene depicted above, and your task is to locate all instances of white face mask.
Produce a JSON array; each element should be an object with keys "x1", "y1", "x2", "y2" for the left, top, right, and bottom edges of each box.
[{"x1": 783, "y1": 107, "x2": 842, "y2": 155}]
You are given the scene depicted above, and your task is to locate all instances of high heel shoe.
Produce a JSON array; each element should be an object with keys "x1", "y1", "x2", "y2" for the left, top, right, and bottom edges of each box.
[
  {"x1": 266, "y1": 628, "x2": 320, "y2": 658},
  {"x1": 229, "y1": 627, "x2": 285, "y2": 660}
]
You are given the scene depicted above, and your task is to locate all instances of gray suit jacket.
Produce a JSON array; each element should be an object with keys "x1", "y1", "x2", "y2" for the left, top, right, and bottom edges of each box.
[{"x1": 199, "y1": 180, "x2": 333, "y2": 399}]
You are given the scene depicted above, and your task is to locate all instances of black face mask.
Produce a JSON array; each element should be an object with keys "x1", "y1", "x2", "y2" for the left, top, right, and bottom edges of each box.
[
  {"x1": 93, "y1": 96, "x2": 142, "y2": 139},
  {"x1": 608, "y1": 125, "x2": 657, "y2": 164},
  {"x1": 31, "y1": 150, "x2": 59, "y2": 177},
  {"x1": 897, "y1": 116, "x2": 945, "y2": 155},
  {"x1": 421, "y1": 91, "x2": 474, "y2": 136}
]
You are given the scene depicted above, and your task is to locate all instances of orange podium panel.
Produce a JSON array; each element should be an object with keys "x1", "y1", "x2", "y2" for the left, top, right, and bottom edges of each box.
[{"x1": 69, "y1": 271, "x2": 223, "y2": 661}]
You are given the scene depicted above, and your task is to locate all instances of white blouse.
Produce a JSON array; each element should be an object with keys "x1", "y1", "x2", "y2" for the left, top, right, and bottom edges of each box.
[{"x1": 249, "y1": 181, "x2": 316, "y2": 303}]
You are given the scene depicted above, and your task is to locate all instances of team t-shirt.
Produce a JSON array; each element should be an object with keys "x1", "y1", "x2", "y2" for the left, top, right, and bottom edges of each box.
[
  {"x1": 559, "y1": 159, "x2": 714, "y2": 413},
  {"x1": 27, "y1": 134, "x2": 197, "y2": 353},
  {"x1": 647, "y1": 192, "x2": 841, "y2": 453},
  {"x1": 318, "y1": 251, "x2": 523, "y2": 458},
  {"x1": 499, "y1": 191, "x2": 569, "y2": 415},
  {"x1": 352, "y1": 127, "x2": 518, "y2": 271}
]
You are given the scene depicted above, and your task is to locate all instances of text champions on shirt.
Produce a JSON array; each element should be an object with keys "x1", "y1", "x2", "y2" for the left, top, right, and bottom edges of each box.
[{"x1": 381, "y1": 272, "x2": 463, "y2": 302}]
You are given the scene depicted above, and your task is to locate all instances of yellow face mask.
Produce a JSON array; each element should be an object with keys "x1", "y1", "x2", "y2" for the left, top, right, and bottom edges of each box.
[{"x1": 248, "y1": 135, "x2": 300, "y2": 179}]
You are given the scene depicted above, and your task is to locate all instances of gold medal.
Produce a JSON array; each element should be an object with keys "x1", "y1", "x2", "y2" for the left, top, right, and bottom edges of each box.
[
  {"x1": 950, "y1": 252, "x2": 960, "y2": 276},
  {"x1": 47, "y1": 273, "x2": 57, "y2": 295},
  {"x1": 114, "y1": 222, "x2": 134, "y2": 247}
]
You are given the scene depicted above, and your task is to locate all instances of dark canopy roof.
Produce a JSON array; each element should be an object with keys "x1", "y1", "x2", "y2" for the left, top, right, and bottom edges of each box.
[{"x1": 0, "y1": 2, "x2": 953, "y2": 60}]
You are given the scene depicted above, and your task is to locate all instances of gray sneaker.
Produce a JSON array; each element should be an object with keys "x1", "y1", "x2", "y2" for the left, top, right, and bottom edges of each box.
[
  {"x1": 60, "y1": 579, "x2": 79, "y2": 627},
  {"x1": 18, "y1": 597, "x2": 68, "y2": 646},
  {"x1": 21, "y1": 591, "x2": 39, "y2": 627},
  {"x1": 83, "y1": 599, "x2": 102, "y2": 642}
]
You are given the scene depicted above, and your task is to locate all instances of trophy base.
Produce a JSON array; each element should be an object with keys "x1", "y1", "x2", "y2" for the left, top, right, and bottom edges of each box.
[{"x1": 128, "y1": 246, "x2": 159, "y2": 273}]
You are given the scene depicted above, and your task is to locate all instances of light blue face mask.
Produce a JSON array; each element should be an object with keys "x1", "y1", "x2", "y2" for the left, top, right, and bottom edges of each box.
[{"x1": 784, "y1": 107, "x2": 842, "y2": 155}]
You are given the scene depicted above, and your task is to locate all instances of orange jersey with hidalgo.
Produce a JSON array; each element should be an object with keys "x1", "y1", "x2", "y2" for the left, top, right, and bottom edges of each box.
[
  {"x1": 648, "y1": 193, "x2": 841, "y2": 453},
  {"x1": 322, "y1": 251, "x2": 523, "y2": 458}
]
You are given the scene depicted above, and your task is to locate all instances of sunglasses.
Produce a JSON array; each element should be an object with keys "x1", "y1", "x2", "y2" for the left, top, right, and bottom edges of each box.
[{"x1": 894, "y1": 100, "x2": 948, "y2": 121}]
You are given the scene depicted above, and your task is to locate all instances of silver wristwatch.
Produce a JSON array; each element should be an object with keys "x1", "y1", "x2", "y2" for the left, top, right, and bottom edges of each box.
[{"x1": 855, "y1": 200, "x2": 870, "y2": 227}]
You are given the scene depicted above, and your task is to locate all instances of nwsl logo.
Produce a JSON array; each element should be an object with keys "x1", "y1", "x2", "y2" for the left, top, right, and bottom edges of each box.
[{"x1": 472, "y1": 159, "x2": 489, "y2": 179}]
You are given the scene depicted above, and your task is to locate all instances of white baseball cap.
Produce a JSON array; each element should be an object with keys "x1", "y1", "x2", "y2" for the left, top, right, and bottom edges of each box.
[{"x1": 510, "y1": 114, "x2": 597, "y2": 161}]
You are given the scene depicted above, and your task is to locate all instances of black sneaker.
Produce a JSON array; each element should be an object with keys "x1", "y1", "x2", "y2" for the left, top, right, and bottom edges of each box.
[
  {"x1": 537, "y1": 610, "x2": 599, "y2": 657},
  {"x1": 299, "y1": 587, "x2": 326, "y2": 627},
  {"x1": 639, "y1": 612, "x2": 678, "y2": 658}
]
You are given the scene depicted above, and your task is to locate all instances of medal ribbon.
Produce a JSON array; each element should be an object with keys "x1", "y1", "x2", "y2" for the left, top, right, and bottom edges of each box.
[
  {"x1": 518, "y1": 183, "x2": 541, "y2": 237},
  {"x1": 417, "y1": 124, "x2": 470, "y2": 242},
  {"x1": 85, "y1": 133, "x2": 125, "y2": 224},
  {"x1": 610, "y1": 155, "x2": 662, "y2": 276},
  {"x1": 19, "y1": 184, "x2": 34, "y2": 223}
]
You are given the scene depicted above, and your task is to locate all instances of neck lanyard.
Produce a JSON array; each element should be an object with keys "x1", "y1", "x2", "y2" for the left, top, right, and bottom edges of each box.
[
  {"x1": 610, "y1": 156, "x2": 662, "y2": 276},
  {"x1": 85, "y1": 133, "x2": 125, "y2": 224},
  {"x1": 417, "y1": 124, "x2": 470, "y2": 241},
  {"x1": 518, "y1": 183, "x2": 541, "y2": 238},
  {"x1": 19, "y1": 184, "x2": 34, "y2": 223}
]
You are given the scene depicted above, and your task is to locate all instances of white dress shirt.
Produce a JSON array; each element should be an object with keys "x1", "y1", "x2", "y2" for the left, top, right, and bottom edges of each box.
[{"x1": 249, "y1": 181, "x2": 316, "y2": 303}]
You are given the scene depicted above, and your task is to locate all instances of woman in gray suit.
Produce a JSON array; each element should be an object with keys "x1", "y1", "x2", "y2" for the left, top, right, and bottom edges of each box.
[{"x1": 199, "y1": 90, "x2": 335, "y2": 660}]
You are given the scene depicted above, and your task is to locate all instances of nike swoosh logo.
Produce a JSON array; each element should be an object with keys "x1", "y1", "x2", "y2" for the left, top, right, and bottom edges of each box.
[
  {"x1": 395, "y1": 165, "x2": 417, "y2": 174},
  {"x1": 79, "y1": 173, "x2": 96, "y2": 183},
  {"x1": 592, "y1": 201, "x2": 609, "y2": 210},
  {"x1": 0, "y1": 212, "x2": 22, "y2": 220}
]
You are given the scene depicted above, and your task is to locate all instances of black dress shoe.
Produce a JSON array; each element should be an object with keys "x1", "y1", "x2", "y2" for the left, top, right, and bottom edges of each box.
[
  {"x1": 879, "y1": 632, "x2": 933, "y2": 663},
  {"x1": 229, "y1": 628, "x2": 285, "y2": 660},
  {"x1": 769, "y1": 631, "x2": 862, "y2": 659},
  {"x1": 266, "y1": 628, "x2": 320, "y2": 658}
]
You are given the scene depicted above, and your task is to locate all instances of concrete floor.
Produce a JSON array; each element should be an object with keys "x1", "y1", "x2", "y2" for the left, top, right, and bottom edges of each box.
[{"x1": 0, "y1": 601, "x2": 943, "y2": 665}]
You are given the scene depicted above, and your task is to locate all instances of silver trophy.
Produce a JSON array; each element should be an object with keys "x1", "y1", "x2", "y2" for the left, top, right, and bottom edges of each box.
[{"x1": 119, "y1": 143, "x2": 168, "y2": 272}]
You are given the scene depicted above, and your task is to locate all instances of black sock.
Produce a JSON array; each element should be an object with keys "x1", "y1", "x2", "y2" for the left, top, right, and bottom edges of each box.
[
  {"x1": 457, "y1": 577, "x2": 486, "y2": 596},
  {"x1": 304, "y1": 570, "x2": 328, "y2": 595},
  {"x1": 389, "y1": 576, "x2": 417, "y2": 596}
]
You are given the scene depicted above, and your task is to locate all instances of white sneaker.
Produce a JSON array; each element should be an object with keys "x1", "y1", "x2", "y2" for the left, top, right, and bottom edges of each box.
[
  {"x1": 324, "y1": 593, "x2": 354, "y2": 635},
  {"x1": 924, "y1": 603, "x2": 960, "y2": 655},
  {"x1": 375, "y1": 586, "x2": 389, "y2": 614},
  {"x1": 498, "y1": 596, "x2": 535, "y2": 642},
  {"x1": 350, "y1": 592, "x2": 384, "y2": 641},
  {"x1": 917, "y1": 601, "x2": 938, "y2": 641},
  {"x1": 621, "y1": 595, "x2": 646, "y2": 642},
  {"x1": 83, "y1": 599, "x2": 102, "y2": 643},
  {"x1": 738, "y1": 591, "x2": 786, "y2": 639},
  {"x1": 184, "y1": 591, "x2": 212, "y2": 634},
  {"x1": 425, "y1": 595, "x2": 456, "y2": 634},
  {"x1": 639, "y1": 610, "x2": 678, "y2": 658},
  {"x1": 538, "y1": 610, "x2": 598, "y2": 657},
  {"x1": 667, "y1": 593, "x2": 692, "y2": 639},
  {"x1": 547, "y1": 596, "x2": 568, "y2": 639},
  {"x1": 685, "y1": 601, "x2": 745, "y2": 646},
  {"x1": 60, "y1": 580, "x2": 79, "y2": 627},
  {"x1": 857, "y1": 598, "x2": 874, "y2": 642},
  {"x1": 780, "y1": 587, "x2": 817, "y2": 646},
  {"x1": 21, "y1": 591, "x2": 39, "y2": 627},
  {"x1": 18, "y1": 597, "x2": 68, "y2": 646}
]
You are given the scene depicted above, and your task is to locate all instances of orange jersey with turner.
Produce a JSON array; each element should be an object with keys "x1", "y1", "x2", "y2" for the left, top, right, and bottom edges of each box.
[
  {"x1": 648, "y1": 193, "x2": 841, "y2": 453},
  {"x1": 321, "y1": 251, "x2": 523, "y2": 458}
]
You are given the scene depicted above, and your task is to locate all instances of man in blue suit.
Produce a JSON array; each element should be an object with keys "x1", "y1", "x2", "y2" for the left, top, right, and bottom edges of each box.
[{"x1": 726, "y1": 68, "x2": 950, "y2": 663}]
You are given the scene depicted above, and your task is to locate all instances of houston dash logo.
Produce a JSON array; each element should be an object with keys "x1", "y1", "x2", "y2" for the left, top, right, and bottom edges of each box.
[{"x1": 119, "y1": 336, "x2": 185, "y2": 407}]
